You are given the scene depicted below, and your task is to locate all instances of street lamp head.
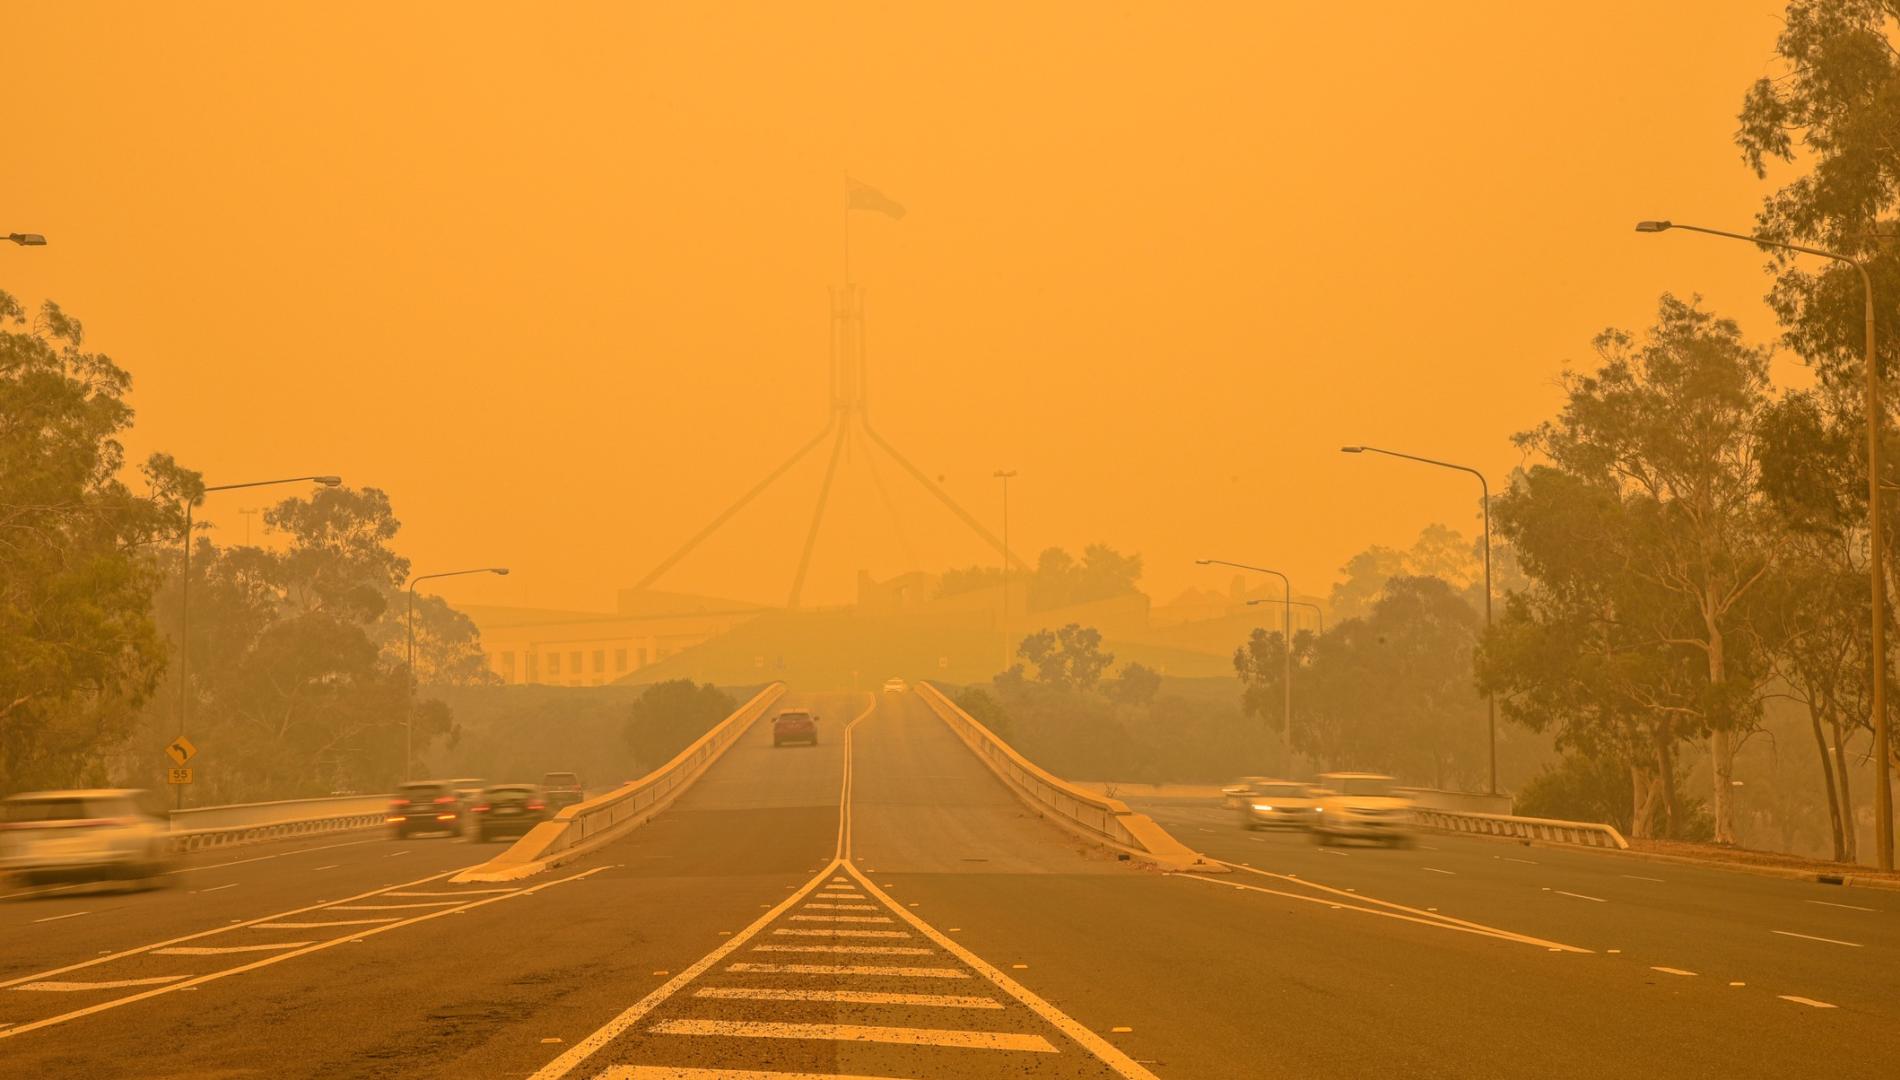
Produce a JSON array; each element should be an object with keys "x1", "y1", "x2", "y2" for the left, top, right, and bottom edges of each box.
[
  {"x1": 993, "y1": 469, "x2": 1016, "y2": 479},
  {"x1": 1195, "y1": 558, "x2": 1214, "y2": 566},
  {"x1": 491, "y1": 567, "x2": 510, "y2": 576},
  {"x1": 1634, "y1": 220, "x2": 1673, "y2": 233},
  {"x1": 6, "y1": 233, "x2": 47, "y2": 246},
  {"x1": 1339, "y1": 445, "x2": 1364, "y2": 454},
  {"x1": 313, "y1": 475, "x2": 343, "y2": 487}
]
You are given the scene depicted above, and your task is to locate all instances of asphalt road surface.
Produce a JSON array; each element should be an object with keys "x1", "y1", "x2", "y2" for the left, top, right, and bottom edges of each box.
[{"x1": 2, "y1": 688, "x2": 1892, "y2": 1078}]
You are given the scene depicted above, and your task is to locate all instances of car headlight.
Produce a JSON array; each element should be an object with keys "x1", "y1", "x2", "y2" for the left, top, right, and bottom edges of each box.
[{"x1": 1252, "y1": 803, "x2": 1273, "y2": 812}]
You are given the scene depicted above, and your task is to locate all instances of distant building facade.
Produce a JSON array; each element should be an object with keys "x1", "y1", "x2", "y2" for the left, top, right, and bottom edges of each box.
[{"x1": 465, "y1": 589, "x2": 761, "y2": 687}]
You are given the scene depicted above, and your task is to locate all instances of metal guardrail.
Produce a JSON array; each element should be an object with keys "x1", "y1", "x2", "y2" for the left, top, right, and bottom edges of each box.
[
  {"x1": 165, "y1": 795, "x2": 391, "y2": 853},
  {"x1": 454, "y1": 683, "x2": 788, "y2": 881},
  {"x1": 1412, "y1": 807, "x2": 1629, "y2": 849},
  {"x1": 916, "y1": 683, "x2": 1212, "y2": 869}
]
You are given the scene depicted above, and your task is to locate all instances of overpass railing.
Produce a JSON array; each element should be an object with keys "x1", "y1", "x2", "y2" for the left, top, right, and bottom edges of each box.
[
  {"x1": 454, "y1": 682, "x2": 787, "y2": 882},
  {"x1": 1411, "y1": 807, "x2": 1629, "y2": 849},
  {"x1": 165, "y1": 794, "x2": 391, "y2": 853},
  {"x1": 916, "y1": 682, "x2": 1214, "y2": 870}
]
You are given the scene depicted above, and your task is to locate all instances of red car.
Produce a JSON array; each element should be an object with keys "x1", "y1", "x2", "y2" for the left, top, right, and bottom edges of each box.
[{"x1": 771, "y1": 709, "x2": 818, "y2": 747}]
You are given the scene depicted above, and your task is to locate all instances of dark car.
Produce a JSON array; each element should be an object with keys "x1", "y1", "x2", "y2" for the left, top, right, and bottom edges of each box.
[
  {"x1": 541, "y1": 772, "x2": 585, "y2": 812},
  {"x1": 470, "y1": 784, "x2": 548, "y2": 842},
  {"x1": 772, "y1": 709, "x2": 818, "y2": 747},
  {"x1": 387, "y1": 780, "x2": 466, "y2": 838}
]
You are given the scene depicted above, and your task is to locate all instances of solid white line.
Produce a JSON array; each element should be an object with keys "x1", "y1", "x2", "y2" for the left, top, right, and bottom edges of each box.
[
  {"x1": 251, "y1": 918, "x2": 400, "y2": 929},
  {"x1": 1772, "y1": 929, "x2": 1862, "y2": 948},
  {"x1": 199, "y1": 883, "x2": 238, "y2": 893},
  {"x1": 596, "y1": 1068, "x2": 909, "y2": 1080},
  {"x1": 1779, "y1": 995, "x2": 1837, "y2": 1009},
  {"x1": 727, "y1": 962, "x2": 968, "y2": 979},
  {"x1": 310, "y1": 865, "x2": 340, "y2": 871},
  {"x1": 1421, "y1": 867, "x2": 1456, "y2": 875},
  {"x1": 384, "y1": 850, "x2": 411, "y2": 857},
  {"x1": 771, "y1": 928, "x2": 910, "y2": 939},
  {"x1": 31, "y1": 911, "x2": 90, "y2": 924},
  {"x1": 1553, "y1": 890, "x2": 1607, "y2": 903},
  {"x1": 1805, "y1": 899, "x2": 1876, "y2": 913},
  {"x1": 692, "y1": 988, "x2": 1004, "y2": 1009},
  {"x1": 383, "y1": 888, "x2": 517, "y2": 897},
  {"x1": 1500, "y1": 857, "x2": 1537, "y2": 865},
  {"x1": 790, "y1": 914, "x2": 890, "y2": 923},
  {"x1": 16, "y1": 976, "x2": 189, "y2": 992},
  {"x1": 1621, "y1": 874, "x2": 1665, "y2": 883},
  {"x1": 1651, "y1": 966, "x2": 1696, "y2": 976},
  {"x1": 647, "y1": 1018, "x2": 1056, "y2": 1053},
  {"x1": 327, "y1": 901, "x2": 464, "y2": 910},
  {"x1": 752, "y1": 944, "x2": 935, "y2": 956},
  {"x1": 0, "y1": 867, "x2": 603, "y2": 1041},
  {"x1": 153, "y1": 942, "x2": 313, "y2": 956}
]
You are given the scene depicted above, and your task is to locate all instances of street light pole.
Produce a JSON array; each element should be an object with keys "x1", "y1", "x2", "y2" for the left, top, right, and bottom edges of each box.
[
  {"x1": 404, "y1": 567, "x2": 509, "y2": 781},
  {"x1": 177, "y1": 475, "x2": 341, "y2": 808},
  {"x1": 1636, "y1": 218, "x2": 1891, "y2": 870},
  {"x1": 1198, "y1": 558, "x2": 1294, "y2": 772},
  {"x1": 1249, "y1": 597, "x2": 1325, "y2": 636},
  {"x1": 1341, "y1": 444, "x2": 1497, "y2": 795},
  {"x1": 994, "y1": 470, "x2": 1017, "y2": 673}
]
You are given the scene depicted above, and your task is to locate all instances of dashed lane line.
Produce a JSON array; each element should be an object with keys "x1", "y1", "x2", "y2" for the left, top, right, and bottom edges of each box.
[
  {"x1": 1771, "y1": 929, "x2": 1862, "y2": 948},
  {"x1": 1779, "y1": 995, "x2": 1837, "y2": 1009},
  {"x1": 1651, "y1": 967, "x2": 1696, "y2": 976},
  {"x1": 0, "y1": 866, "x2": 607, "y2": 1040},
  {"x1": 198, "y1": 883, "x2": 239, "y2": 894},
  {"x1": 1554, "y1": 890, "x2": 1608, "y2": 903},
  {"x1": 647, "y1": 1018, "x2": 1057, "y2": 1053},
  {"x1": 328, "y1": 901, "x2": 466, "y2": 910},
  {"x1": 0, "y1": 867, "x2": 462, "y2": 990},
  {"x1": 1805, "y1": 899, "x2": 1876, "y2": 913},
  {"x1": 1621, "y1": 875, "x2": 1666, "y2": 883},
  {"x1": 1421, "y1": 867, "x2": 1456, "y2": 875},
  {"x1": 692, "y1": 988, "x2": 1004, "y2": 1009},
  {"x1": 30, "y1": 911, "x2": 90, "y2": 924}
]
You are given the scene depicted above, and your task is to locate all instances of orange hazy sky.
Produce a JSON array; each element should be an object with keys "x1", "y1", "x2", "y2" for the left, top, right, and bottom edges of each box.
[{"x1": 4, "y1": 2, "x2": 1808, "y2": 612}]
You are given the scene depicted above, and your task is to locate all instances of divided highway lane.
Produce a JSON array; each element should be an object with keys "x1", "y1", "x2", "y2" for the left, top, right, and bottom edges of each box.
[
  {"x1": 0, "y1": 692, "x2": 861, "y2": 1077},
  {"x1": 1128, "y1": 796, "x2": 1900, "y2": 1017}
]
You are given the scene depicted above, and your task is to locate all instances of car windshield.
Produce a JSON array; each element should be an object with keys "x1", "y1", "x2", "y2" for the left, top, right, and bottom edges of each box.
[
  {"x1": 1255, "y1": 784, "x2": 1308, "y2": 798},
  {"x1": 4, "y1": 797, "x2": 106, "y2": 823},
  {"x1": 1337, "y1": 778, "x2": 1395, "y2": 797}
]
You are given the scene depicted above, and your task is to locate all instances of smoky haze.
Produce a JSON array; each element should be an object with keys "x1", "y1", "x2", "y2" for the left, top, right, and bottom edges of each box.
[{"x1": 3, "y1": 0, "x2": 1800, "y2": 613}]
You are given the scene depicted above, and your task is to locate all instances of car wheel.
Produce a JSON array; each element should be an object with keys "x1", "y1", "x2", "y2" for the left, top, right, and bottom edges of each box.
[{"x1": 1311, "y1": 830, "x2": 1330, "y2": 846}]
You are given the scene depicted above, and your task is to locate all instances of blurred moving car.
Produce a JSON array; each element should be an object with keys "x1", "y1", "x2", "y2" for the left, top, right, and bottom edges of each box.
[
  {"x1": 387, "y1": 780, "x2": 468, "y2": 838},
  {"x1": 541, "y1": 772, "x2": 585, "y2": 812},
  {"x1": 470, "y1": 784, "x2": 547, "y2": 842},
  {"x1": 772, "y1": 708, "x2": 819, "y2": 747},
  {"x1": 1309, "y1": 772, "x2": 1414, "y2": 847},
  {"x1": 1219, "y1": 776, "x2": 1284, "y2": 810},
  {"x1": 0, "y1": 789, "x2": 173, "y2": 884},
  {"x1": 882, "y1": 677, "x2": 907, "y2": 694},
  {"x1": 1231, "y1": 778, "x2": 1321, "y2": 830}
]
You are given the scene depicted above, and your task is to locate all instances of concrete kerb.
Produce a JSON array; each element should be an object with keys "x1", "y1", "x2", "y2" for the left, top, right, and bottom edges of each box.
[
  {"x1": 915, "y1": 682, "x2": 1224, "y2": 874},
  {"x1": 450, "y1": 683, "x2": 788, "y2": 884}
]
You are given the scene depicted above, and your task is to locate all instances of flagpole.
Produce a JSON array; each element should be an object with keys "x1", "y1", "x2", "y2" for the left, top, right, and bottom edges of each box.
[{"x1": 843, "y1": 172, "x2": 852, "y2": 287}]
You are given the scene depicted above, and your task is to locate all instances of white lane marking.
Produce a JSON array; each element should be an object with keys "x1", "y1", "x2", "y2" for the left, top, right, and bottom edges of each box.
[
  {"x1": 647, "y1": 1018, "x2": 1056, "y2": 1053},
  {"x1": 802, "y1": 903, "x2": 878, "y2": 911},
  {"x1": 1805, "y1": 899, "x2": 1876, "y2": 913},
  {"x1": 0, "y1": 867, "x2": 604, "y2": 1041},
  {"x1": 1779, "y1": 995, "x2": 1837, "y2": 1009},
  {"x1": 31, "y1": 911, "x2": 91, "y2": 924},
  {"x1": 16, "y1": 976, "x2": 189, "y2": 992},
  {"x1": 198, "y1": 883, "x2": 238, "y2": 893},
  {"x1": 384, "y1": 850, "x2": 411, "y2": 858},
  {"x1": 790, "y1": 914, "x2": 891, "y2": 923},
  {"x1": 383, "y1": 888, "x2": 517, "y2": 897},
  {"x1": 1501, "y1": 857, "x2": 1537, "y2": 865},
  {"x1": 1200, "y1": 860, "x2": 1590, "y2": 952},
  {"x1": 166, "y1": 836, "x2": 381, "y2": 878},
  {"x1": 1621, "y1": 875, "x2": 1665, "y2": 883},
  {"x1": 771, "y1": 928, "x2": 910, "y2": 939},
  {"x1": 310, "y1": 865, "x2": 340, "y2": 871},
  {"x1": 1553, "y1": 890, "x2": 1607, "y2": 903},
  {"x1": 810, "y1": 893, "x2": 867, "y2": 901},
  {"x1": 251, "y1": 918, "x2": 401, "y2": 929},
  {"x1": 821, "y1": 884, "x2": 859, "y2": 891},
  {"x1": 1651, "y1": 966, "x2": 1696, "y2": 976},
  {"x1": 153, "y1": 942, "x2": 313, "y2": 956},
  {"x1": 693, "y1": 988, "x2": 1004, "y2": 1010},
  {"x1": 1176, "y1": 873, "x2": 1590, "y2": 952},
  {"x1": 1319, "y1": 848, "x2": 1347, "y2": 856},
  {"x1": 0, "y1": 882, "x2": 88, "y2": 901},
  {"x1": 1772, "y1": 929, "x2": 1863, "y2": 948},
  {"x1": 597, "y1": 1068, "x2": 910, "y2": 1080},
  {"x1": 1421, "y1": 867, "x2": 1456, "y2": 875},
  {"x1": 844, "y1": 863, "x2": 1162, "y2": 1078},
  {"x1": 327, "y1": 901, "x2": 464, "y2": 910},
  {"x1": 728, "y1": 962, "x2": 969, "y2": 979},
  {"x1": 0, "y1": 867, "x2": 462, "y2": 991},
  {"x1": 752, "y1": 944, "x2": 935, "y2": 956}
]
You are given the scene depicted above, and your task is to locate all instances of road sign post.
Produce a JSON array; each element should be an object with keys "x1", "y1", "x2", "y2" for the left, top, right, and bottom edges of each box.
[
  {"x1": 167, "y1": 767, "x2": 193, "y2": 785},
  {"x1": 166, "y1": 736, "x2": 198, "y2": 808}
]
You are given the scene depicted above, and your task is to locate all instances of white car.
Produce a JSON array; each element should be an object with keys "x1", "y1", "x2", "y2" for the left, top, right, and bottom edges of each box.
[
  {"x1": 882, "y1": 677, "x2": 908, "y2": 694},
  {"x1": 1309, "y1": 773, "x2": 1414, "y2": 846},
  {"x1": 0, "y1": 789, "x2": 174, "y2": 884},
  {"x1": 1229, "y1": 778, "x2": 1321, "y2": 830}
]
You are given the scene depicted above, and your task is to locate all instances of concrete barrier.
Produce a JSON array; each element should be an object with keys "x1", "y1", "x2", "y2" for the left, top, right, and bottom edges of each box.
[
  {"x1": 1412, "y1": 806, "x2": 1629, "y2": 849},
  {"x1": 916, "y1": 683, "x2": 1219, "y2": 871},
  {"x1": 165, "y1": 795, "x2": 391, "y2": 853},
  {"x1": 452, "y1": 683, "x2": 788, "y2": 883}
]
